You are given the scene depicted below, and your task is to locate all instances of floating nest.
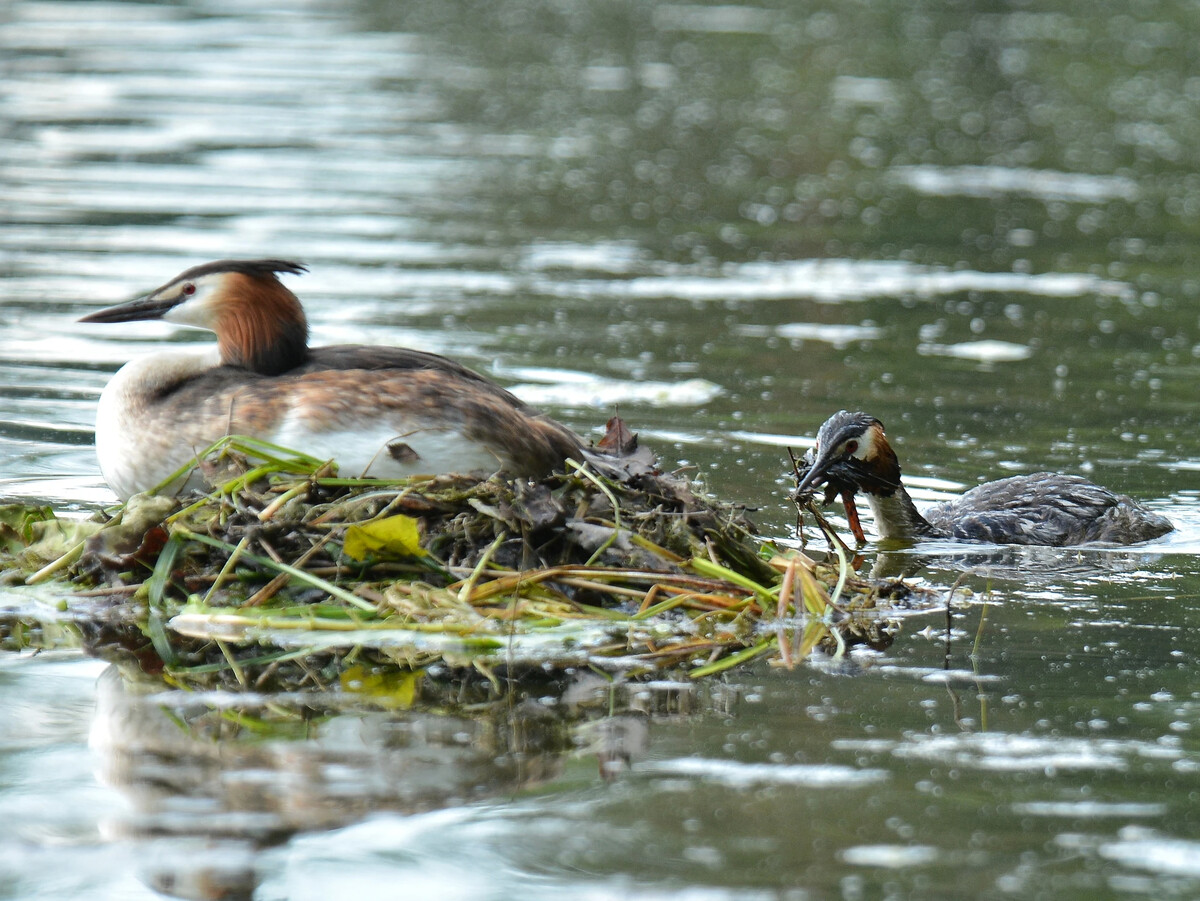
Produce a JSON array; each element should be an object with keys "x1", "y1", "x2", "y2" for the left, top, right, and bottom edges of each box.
[{"x1": 0, "y1": 422, "x2": 940, "y2": 692}]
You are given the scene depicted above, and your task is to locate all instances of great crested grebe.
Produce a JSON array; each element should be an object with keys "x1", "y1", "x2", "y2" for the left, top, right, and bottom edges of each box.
[
  {"x1": 794, "y1": 410, "x2": 1173, "y2": 546},
  {"x1": 80, "y1": 259, "x2": 586, "y2": 500}
]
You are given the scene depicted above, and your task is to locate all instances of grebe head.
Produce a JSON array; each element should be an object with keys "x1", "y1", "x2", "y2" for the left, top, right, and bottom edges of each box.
[
  {"x1": 80, "y1": 259, "x2": 310, "y2": 375},
  {"x1": 793, "y1": 409, "x2": 902, "y2": 500}
]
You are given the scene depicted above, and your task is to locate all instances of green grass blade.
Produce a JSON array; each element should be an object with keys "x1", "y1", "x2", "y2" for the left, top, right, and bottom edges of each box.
[
  {"x1": 689, "y1": 638, "x2": 775, "y2": 678},
  {"x1": 174, "y1": 527, "x2": 378, "y2": 612},
  {"x1": 688, "y1": 557, "x2": 774, "y2": 601},
  {"x1": 145, "y1": 532, "x2": 183, "y2": 666}
]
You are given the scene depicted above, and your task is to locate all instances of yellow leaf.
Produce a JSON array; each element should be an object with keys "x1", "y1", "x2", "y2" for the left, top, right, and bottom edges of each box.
[
  {"x1": 339, "y1": 664, "x2": 422, "y2": 708},
  {"x1": 343, "y1": 514, "x2": 427, "y2": 561},
  {"x1": 795, "y1": 564, "x2": 830, "y2": 615}
]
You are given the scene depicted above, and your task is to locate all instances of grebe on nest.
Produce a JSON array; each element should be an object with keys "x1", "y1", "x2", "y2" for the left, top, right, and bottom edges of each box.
[
  {"x1": 793, "y1": 410, "x2": 1173, "y2": 546},
  {"x1": 80, "y1": 259, "x2": 585, "y2": 500}
]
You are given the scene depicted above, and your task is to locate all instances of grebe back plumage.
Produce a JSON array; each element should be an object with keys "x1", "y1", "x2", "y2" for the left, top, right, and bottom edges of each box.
[
  {"x1": 81, "y1": 260, "x2": 585, "y2": 500},
  {"x1": 794, "y1": 410, "x2": 1173, "y2": 546}
]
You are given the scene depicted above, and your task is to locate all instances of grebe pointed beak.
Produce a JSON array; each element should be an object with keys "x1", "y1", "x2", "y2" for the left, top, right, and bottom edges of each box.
[
  {"x1": 794, "y1": 444, "x2": 874, "y2": 505},
  {"x1": 79, "y1": 293, "x2": 177, "y2": 325},
  {"x1": 792, "y1": 453, "x2": 830, "y2": 496},
  {"x1": 793, "y1": 444, "x2": 846, "y2": 498}
]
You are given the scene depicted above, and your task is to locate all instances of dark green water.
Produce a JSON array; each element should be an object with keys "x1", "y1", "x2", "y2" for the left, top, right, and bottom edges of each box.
[{"x1": 1, "y1": 1, "x2": 1199, "y2": 898}]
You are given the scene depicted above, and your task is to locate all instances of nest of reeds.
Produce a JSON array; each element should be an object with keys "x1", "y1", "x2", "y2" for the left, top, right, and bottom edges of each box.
[{"x1": 0, "y1": 421, "x2": 940, "y2": 691}]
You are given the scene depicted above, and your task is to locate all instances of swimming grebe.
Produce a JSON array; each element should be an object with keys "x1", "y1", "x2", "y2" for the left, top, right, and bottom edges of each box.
[
  {"x1": 793, "y1": 410, "x2": 1173, "y2": 546},
  {"x1": 80, "y1": 259, "x2": 585, "y2": 500}
]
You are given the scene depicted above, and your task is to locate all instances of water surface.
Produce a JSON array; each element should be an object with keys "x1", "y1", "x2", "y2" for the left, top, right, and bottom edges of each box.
[{"x1": 2, "y1": 1, "x2": 1200, "y2": 898}]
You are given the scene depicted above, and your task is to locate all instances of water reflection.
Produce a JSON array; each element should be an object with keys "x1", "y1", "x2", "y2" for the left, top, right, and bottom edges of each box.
[
  {"x1": 80, "y1": 591, "x2": 919, "y2": 900},
  {"x1": 863, "y1": 541, "x2": 1182, "y2": 584},
  {"x1": 90, "y1": 664, "x2": 675, "y2": 899}
]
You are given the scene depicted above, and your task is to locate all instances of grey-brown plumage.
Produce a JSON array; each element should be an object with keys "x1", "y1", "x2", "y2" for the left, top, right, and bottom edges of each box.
[
  {"x1": 794, "y1": 410, "x2": 1173, "y2": 547},
  {"x1": 921, "y1": 472, "x2": 1172, "y2": 545},
  {"x1": 152, "y1": 347, "x2": 583, "y2": 478}
]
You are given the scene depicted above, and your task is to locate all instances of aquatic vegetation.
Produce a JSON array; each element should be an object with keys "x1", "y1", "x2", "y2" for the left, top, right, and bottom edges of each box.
[{"x1": 0, "y1": 428, "x2": 938, "y2": 691}]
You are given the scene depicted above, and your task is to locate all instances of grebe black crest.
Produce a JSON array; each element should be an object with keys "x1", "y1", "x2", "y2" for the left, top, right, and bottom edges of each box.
[
  {"x1": 80, "y1": 259, "x2": 585, "y2": 499},
  {"x1": 793, "y1": 410, "x2": 1173, "y2": 547}
]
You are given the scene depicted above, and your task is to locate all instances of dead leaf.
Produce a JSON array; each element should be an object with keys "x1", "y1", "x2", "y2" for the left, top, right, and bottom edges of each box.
[{"x1": 598, "y1": 416, "x2": 639, "y2": 455}]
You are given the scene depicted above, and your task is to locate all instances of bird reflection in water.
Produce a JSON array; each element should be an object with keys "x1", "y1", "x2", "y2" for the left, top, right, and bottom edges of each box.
[{"x1": 88, "y1": 665, "x2": 686, "y2": 900}]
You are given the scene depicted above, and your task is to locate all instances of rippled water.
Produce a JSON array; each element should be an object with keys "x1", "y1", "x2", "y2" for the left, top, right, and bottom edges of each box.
[{"x1": 3, "y1": 1, "x2": 1200, "y2": 898}]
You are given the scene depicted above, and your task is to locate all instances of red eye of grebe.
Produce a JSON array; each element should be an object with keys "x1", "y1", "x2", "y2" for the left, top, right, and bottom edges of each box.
[
  {"x1": 182, "y1": 283, "x2": 196, "y2": 295},
  {"x1": 845, "y1": 440, "x2": 859, "y2": 454}
]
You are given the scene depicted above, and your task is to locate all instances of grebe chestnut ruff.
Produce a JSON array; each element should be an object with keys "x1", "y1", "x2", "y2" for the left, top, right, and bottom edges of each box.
[
  {"x1": 80, "y1": 260, "x2": 585, "y2": 500},
  {"x1": 794, "y1": 410, "x2": 1173, "y2": 546}
]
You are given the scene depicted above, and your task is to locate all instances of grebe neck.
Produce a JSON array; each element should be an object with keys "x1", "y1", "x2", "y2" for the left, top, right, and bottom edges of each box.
[
  {"x1": 853, "y1": 433, "x2": 942, "y2": 541},
  {"x1": 861, "y1": 484, "x2": 941, "y2": 541},
  {"x1": 209, "y1": 272, "x2": 308, "y2": 375}
]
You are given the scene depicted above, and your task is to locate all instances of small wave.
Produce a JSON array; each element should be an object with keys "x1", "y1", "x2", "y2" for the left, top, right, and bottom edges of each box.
[
  {"x1": 544, "y1": 259, "x2": 1127, "y2": 304},
  {"x1": 917, "y1": 339, "x2": 1033, "y2": 363},
  {"x1": 646, "y1": 757, "x2": 889, "y2": 788},
  {"x1": 890, "y1": 165, "x2": 1141, "y2": 203},
  {"x1": 511, "y1": 376, "x2": 722, "y2": 408}
]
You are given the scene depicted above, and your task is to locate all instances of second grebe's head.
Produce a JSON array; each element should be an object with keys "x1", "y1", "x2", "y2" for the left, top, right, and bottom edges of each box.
[
  {"x1": 793, "y1": 410, "x2": 902, "y2": 500},
  {"x1": 80, "y1": 259, "x2": 310, "y2": 375}
]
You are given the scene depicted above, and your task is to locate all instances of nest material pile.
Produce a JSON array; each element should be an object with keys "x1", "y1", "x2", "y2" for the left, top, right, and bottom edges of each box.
[{"x1": 0, "y1": 427, "x2": 936, "y2": 690}]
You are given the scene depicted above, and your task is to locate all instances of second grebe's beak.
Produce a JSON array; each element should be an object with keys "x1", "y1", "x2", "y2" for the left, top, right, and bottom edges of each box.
[
  {"x1": 793, "y1": 444, "x2": 873, "y2": 545},
  {"x1": 794, "y1": 445, "x2": 862, "y2": 501},
  {"x1": 79, "y1": 293, "x2": 176, "y2": 324}
]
